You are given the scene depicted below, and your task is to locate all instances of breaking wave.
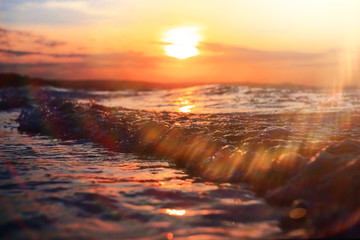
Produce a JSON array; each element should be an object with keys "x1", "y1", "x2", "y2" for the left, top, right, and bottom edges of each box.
[{"x1": 2, "y1": 84, "x2": 360, "y2": 238}]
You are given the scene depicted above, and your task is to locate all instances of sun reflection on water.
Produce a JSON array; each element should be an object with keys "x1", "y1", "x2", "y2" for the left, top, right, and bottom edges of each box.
[
  {"x1": 163, "y1": 209, "x2": 186, "y2": 216},
  {"x1": 179, "y1": 105, "x2": 195, "y2": 113}
]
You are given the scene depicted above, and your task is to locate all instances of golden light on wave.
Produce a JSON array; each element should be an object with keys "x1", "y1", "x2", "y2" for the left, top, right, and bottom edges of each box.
[
  {"x1": 163, "y1": 209, "x2": 186, "y2": 216},
  {"x1": 162, "y1": 27, "x2": 203, "y2": 59},
  {"x1": 179, "y1": 105, "x2": 195, "y2": 113}
]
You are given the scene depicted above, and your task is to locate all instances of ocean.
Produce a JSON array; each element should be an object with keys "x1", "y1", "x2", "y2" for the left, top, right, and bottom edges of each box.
[{"x1": 1, "y1": 83, "x2": 360, "y2": 239}]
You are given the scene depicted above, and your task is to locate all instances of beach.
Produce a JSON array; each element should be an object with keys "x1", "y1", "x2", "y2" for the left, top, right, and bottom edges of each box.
[{"x1": 1, "y1": 83, "x2": 360, "y2": 239}]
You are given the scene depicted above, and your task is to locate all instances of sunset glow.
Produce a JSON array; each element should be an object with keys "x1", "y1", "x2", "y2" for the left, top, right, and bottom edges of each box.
[{"x1": 0, "y1": 0, "x2": 359, "y2": 86}]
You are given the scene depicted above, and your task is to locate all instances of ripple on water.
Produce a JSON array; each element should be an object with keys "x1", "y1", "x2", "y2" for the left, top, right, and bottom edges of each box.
[
  {"x1": 0, "y1": 111, "x2": 282, "y2": 239},
  {"x1": 2, "y1": 85, "x2": 360, "y2": 238}
]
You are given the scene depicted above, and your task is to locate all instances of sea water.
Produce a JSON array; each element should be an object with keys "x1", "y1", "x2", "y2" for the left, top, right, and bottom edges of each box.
[
  {"x1": 98, "y1": 84, "x2": 360, "y2": 114},
  {"x1": 1, "y1": 84, "x2": 360, "y2": 239}
]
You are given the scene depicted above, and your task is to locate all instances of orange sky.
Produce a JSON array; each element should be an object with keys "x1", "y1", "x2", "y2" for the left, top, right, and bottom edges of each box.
[{"x1": 0, "y1": 0, "x2": 359, "y2": 86}]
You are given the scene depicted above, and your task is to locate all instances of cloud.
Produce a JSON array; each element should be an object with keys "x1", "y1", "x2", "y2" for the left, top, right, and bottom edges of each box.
[
  {"x1": 0, "y1": 48, "x2": 87, "y2": 58},
  {"x1": 0, "y1": 40, "x2": 10, "y2": 46},
  {"x1": 0, "y1": 44, "x2": 162, "y2": 80},
  {"x1": 0, "y1": 48, "x2": 40, "y2": 56},
  {"x1": 34, "y1": 38, "x2": 67, "y2": 48},
  {"x1": 0, "y1": 26, "x2": 159, "y2": 75},
  {"x1": 1, "y1": 0, "x2": 103, "y2": 25},
  {"x1": 2, "y1": 25, "x2": 356, "y2": 85},
  {"x1": 0, "y1": 28, "x2": 9, "y2": 36},
  {"x1": 0, "y1": 26, "x2": 67, "y2": 49},
  {"x1": 0, "y1": 26, "x2": 32, "y2": 37},
  {"x1": 200, "y1": 42, "x2": 337, "y2": 63},
  {"x1": 42, "y1": 1, "x2": 89, "y2": 11}
]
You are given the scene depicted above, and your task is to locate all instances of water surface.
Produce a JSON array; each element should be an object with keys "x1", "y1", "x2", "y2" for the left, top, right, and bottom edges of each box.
[{"x1": 1, "y1": 84, "x2": 360, "y2": 239}]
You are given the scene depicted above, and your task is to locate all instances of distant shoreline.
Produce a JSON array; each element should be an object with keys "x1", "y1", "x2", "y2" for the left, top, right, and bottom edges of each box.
[{"x1": 0, "y1": 72, "x2": 356, "y2": 91}]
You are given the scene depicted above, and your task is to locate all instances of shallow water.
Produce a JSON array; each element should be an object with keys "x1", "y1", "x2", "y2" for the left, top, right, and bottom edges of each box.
[
  {"x1": 98, "y1": 84, "x2": 360, "y2": 114},
  {"x1": 0, "y1": 111, "x2": 282, "y2": 240},
  {"x1": 1, "y1": 84, "x2": 360, "y2": 239}
]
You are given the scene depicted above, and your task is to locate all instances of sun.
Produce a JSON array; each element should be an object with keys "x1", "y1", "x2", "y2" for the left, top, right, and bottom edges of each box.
[{"x1": 162, "y1": 27, "x2": 203, "y2": 59}]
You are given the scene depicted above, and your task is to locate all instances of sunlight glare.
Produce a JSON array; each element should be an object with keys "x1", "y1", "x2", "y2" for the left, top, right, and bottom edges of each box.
[
  {"x1": 164, "y1": 209, "x2": 186, "y2": 216},
  {"x1": 179, "y1": 105, "x2": 195, "y2": 113},
  {"x1": 162, "y1": 27, "x2": 203, "y2": 59},
  {"x1": 164, "y1": 45, "x2": 199, "y2": 60}
]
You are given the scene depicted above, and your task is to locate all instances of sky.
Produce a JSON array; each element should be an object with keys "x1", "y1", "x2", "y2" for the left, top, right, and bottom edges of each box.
[{"x1": 0, "y1": 0, "x2": 359, "y2": 86}]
